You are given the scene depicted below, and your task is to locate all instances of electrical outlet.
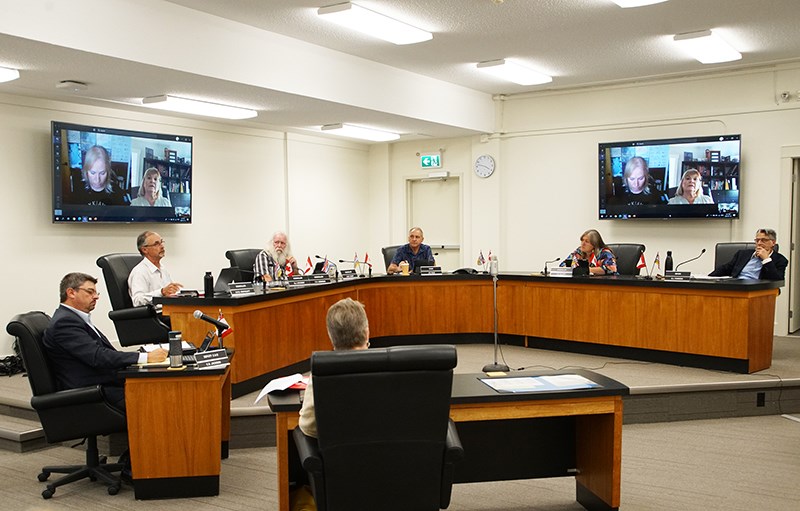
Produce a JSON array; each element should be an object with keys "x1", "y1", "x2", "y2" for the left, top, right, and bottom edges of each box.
[{"x1": 779, "y1": 91, "x2": 791, "y2": 102}]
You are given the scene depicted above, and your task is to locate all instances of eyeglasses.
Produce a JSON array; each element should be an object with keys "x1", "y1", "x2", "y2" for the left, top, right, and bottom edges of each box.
[
  {"x1": 754, "y1": 238, "x2": 774, "y2": 243},
  {"x1": 145, "y1": 239, "x2": 165, "y2": 247},
  {"x1": 76, "y1": 287, "x2": 100, "y2": 297}
]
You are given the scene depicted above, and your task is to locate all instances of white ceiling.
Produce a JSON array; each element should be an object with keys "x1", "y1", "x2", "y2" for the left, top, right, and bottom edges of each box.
[{"x1": 1, "y1": 0, "x2": 799, "y2": 140}]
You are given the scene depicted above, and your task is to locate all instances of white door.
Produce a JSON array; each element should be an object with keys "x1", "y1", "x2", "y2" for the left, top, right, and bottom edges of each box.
[
  {"x1": 408, "y1": 177, "x2": 461, "y2": 271},
  {"x1": 789, "y1": 159, "x2": 800, "y2": 333}
]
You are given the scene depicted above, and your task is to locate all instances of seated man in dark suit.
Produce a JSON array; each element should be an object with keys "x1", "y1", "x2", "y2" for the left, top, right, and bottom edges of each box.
[
  {"x1": 709, "y1": 228, "x2": 787, "y2": 281},
  {"x1": 43, "y1": 272, "x2": 167, "y2": 412}
]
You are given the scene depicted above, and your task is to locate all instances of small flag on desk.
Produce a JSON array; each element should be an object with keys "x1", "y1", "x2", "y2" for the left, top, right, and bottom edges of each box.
[
  {"x1": 589, "y1": 252, "x2": 598, "y2": 267},
  {"x1": 322, "y1": 255, "x2": 330, "y2": 273},
  {"x1": 217, "y1": 309, "x2": 228, "y2": 327},
  {"x1": 654, "y1": 252, "x2": 661, "y2": 270},
  {"x1": 285, "y1": 262, "x2": 294, "y2": 277},
  {"x1": 364, "y1": 253, "x2": 369, "y2": 267},
  {"x1": 354, "y1": 252, "x2": 359, "y2": 272},
  {"x1": 636, "y1": 253, "x2": 647, "y2": 270},
  {"x1": 477, "y1": 250, "x2": 485, "y2": 266},
  {"x1": 304, "y1": 256, "x2": 313, "y2": 275}
]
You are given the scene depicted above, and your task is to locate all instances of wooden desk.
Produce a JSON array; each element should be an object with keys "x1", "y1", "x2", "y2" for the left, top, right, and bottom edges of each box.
[
  {"x1": 158, "y1": 274, "x2": 780, "y2": 397},
  {"x1": 120, "y1": 364, "x2": 231, "y2": 500},
  {"x1": 269, "y1": 370, "x2": 629, "y2": 511}
]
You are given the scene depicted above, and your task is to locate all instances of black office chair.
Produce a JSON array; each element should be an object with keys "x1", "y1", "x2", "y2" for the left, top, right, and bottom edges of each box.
[
  {"x1": 381, "y1": 245, "x2": 402, "y2": 271},
  {"x1": 714, "y1": 242, "x2": 756, "y2": 271},
  {"x1": 6, "y1": 312, "x2": 127, "y2": 499},
  {"x1": 225, "y1": 248, "x2": 262, "y2": 272},
  {"x1": 606, "y1": 243, "x2": 646, "y2": 276},
  {"x1": 293, "y1": 345, "x2": 463, "y2": 511},
  {"x1": 96, "y1": 253, "x2": 169, "y2": 346}
]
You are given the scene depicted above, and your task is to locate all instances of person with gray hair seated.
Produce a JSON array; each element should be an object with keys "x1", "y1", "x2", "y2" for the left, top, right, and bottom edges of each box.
[
  {"x1": 298, "y1": 298, "x2": 370, "y2": 438},
  {"x1": 710, "y1": 228, "x2": 787, "y2": 280}
]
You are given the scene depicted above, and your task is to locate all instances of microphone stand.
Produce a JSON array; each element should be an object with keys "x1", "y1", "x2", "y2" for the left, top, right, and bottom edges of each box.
[
  {"x1": 543, "y1": 257, "x2": 560, "y2": 276},
  {"x1": 482, "y1": 272, "x2": 509, "y2": 372},
  {"x1": 674, "y1": 248, "x2": 706, "y2": 271}
]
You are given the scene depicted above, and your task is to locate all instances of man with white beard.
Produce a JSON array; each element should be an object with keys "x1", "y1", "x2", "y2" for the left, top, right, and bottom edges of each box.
[{"x1": 253, "y1": 231, "x2": 299, "y2": 282}]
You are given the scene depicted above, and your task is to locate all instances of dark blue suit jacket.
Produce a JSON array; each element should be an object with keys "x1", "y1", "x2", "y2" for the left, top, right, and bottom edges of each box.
[
  {"x1": 42, "y1": 305, "x2": 138, "y2": 391},
  {"x1": 709, "y1": 249, "x2": 787, "y2": 281}
]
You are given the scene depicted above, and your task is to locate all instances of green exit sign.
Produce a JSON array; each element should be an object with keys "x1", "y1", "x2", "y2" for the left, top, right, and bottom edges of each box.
[{"x1": 420, "y1": 153, "x2": 442, "y2": 169}]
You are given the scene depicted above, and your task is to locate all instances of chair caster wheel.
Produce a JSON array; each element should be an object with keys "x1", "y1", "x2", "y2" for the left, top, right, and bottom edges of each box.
[
  {"x1": 108, "y1": 483, "x2": 120, "y2": 496},
  {"x1": 42, "y1": 488, "x2": 54, "y2": 499},
  {"x1": 37, "y1": 471, "x2": 50, "y2": 482}
]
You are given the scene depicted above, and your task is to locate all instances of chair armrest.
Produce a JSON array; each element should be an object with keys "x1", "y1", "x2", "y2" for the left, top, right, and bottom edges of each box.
[
  {"x1": 292, "y1": 427, "x2": 323, "y2": 473},
  {"x1": 108, "y1": 305, "x2": 158, "y2": 321},
  {"x1": 444, "y1": 419, "x2": 464, "y2": 462},
  {"x1": 31, "y1": 385, "x2": 106, "y2": 411},
  {"x1": 440, "y1": 419, "x2": 463, "y2": 509}
]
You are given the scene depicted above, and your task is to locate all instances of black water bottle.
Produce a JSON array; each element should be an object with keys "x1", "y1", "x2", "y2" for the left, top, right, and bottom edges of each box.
[
  {"x1": 204, "y1": 271, "x2": 214, "y2": 298},
  {"x1": 664, "y1": 251, "x2": 674, "y2": 272}
]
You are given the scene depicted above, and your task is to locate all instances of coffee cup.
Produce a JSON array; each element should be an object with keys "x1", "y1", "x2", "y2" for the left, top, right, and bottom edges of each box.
[{"x1": 399, "y1": 261, "x2": 410, "y2": 275}]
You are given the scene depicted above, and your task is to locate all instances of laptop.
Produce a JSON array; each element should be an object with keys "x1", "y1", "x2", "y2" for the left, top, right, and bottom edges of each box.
[{"x1": 214, "y1": 267, "x2": 242, "y2": 295}]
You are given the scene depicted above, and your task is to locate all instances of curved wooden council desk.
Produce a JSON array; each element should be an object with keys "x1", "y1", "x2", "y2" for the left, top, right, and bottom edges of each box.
[{"x1": 157, "y1": 274, "x2": 780, "y2": 396}]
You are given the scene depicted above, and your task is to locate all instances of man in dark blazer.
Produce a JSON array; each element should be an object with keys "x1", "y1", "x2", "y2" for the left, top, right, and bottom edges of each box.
[
  {"x1": 710, "y1": 228, "x2": 787, "y2": 281},
  {"x1": 43, "y1": 272, "x2": 167, "y2": 412}
]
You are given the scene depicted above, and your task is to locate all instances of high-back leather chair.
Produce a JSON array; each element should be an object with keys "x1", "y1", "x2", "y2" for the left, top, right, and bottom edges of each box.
[
  {"x1": 381, "y1": 245, "x2": 402, "y2": 271},
  {"x1": 714, "y1": 242, "x2": 756, "y2": 271},
  {"x1": 293, "y1": 345, "x2": 463, "y2": 511},
  {"x1": 96, "y1": 253, "x2": 169, "y2": 346},
  {"x1": 6, "y1": 311, "x2": 127, "y2": 499},
  {"x1": 225, "y1": 248, "x2": 262, "y2": 272},
  {"x1": 606, "y1": 243, "x2": 646, "y2": 275}
]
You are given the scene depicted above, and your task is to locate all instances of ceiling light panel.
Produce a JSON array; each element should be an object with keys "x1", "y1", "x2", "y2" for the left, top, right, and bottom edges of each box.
[
  {"x1": 611, "y1": 0, "x2": 668, "y2": 7},
  {"x1": 317, "y1": 2, "x2": 432, "y2": 45},
  {"x1": 673, "y1": 30, "x2": 742, "y2": 64},
  {"x1": 141, "y1": 95, "x2": 257, "y2": 120},
  {"x1": 476, "y1": 59, "x2": 552, "y2": 86},
  {"x1": 321, "y1": 123, "x2": 400, "y2": 142}
]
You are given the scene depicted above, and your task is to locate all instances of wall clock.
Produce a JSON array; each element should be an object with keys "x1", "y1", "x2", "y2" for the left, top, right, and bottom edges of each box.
[{"x1": 474, "y1": 154, "x2": 495, "y2": 178}]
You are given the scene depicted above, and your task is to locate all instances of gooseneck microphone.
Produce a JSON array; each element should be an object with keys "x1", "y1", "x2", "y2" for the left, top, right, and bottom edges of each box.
[
  {"x1": 193, "y1": 310, "x2": 233, "y2": 338},
  {"x1": 543, "y1": 257, "x2": 560, "y2": 276},
  {"x1": 674, "y1": 248, "x2": 706, "y2": 271}
]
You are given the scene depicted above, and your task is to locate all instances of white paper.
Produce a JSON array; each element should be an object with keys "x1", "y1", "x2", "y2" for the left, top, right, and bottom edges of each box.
[
  {"x1": 254, "y1": 373, "x2": 304, "y2": 404},
  {"x1": 141, "y1": 341, "x2": 194, "y2": 352},
  {"x1": 539, "y1": 374, "x2": 597, "y2": 388}
]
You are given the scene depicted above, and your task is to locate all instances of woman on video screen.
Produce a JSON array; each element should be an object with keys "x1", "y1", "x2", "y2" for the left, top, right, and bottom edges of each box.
[
  {"x1": 611, "y1": 157, "x2": 664, "y2": 206},
  {"x1": 131, "y1": 167, "x2": 172, "y2": 207},
  {"x1": 74, "y1": 145, "x2": 127, "y2": 206},
  {"x1": 668, "y1": 168, "x2": 713, "y2": 205}
]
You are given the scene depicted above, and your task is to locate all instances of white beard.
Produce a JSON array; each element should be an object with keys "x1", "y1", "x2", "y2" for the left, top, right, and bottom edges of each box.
[{"x1": 267, "y1": 247, "x2": 288, "y2": 267}]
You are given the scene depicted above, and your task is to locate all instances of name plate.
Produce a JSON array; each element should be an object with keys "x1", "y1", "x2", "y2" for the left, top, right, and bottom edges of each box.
[
  {"x1": 419, "y1": 266, "x2": 442, "y2": 276},
  {"x1": 664, "y1": 271, "x2": 691, "y2": 280},
  {"x1": 286, "y1": 274, "x2": 334, "y2": 287},
  {"x1": 194, "y1": 348, "x2": 229, "y2": 370},
  {"x1": 340, "y1": 269, "x2": 364, "y2": 280},
  {"x1": 228, "y1": 281, "x2": 255, "y2": 296},
  {"x1": 548, "y1": 267, "x2": 573, "y2": 278}
]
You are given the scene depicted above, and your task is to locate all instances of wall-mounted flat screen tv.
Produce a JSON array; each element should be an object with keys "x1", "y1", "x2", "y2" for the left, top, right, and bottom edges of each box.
[
  {"x1": 52, "y1": 121, "x2": 193, "y2": 223},
  {"x1": 599, "y1": 134, "x2": 741, "y2": 220}
]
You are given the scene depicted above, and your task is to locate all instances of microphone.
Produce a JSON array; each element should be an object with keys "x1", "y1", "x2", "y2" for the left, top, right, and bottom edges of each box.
[
  {"x1": 543, "y1": 257, "x2": 560, "y2": 276},
  {"x1": 674, "y1": 249, "x2": 706, "y2": 271},
  {"x1": 193, "y1": 310, "x2": 233, "y2": 338}
]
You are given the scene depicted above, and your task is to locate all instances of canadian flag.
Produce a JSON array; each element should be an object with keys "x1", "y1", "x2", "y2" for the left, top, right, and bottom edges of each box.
[
  {"x1": 636, "y1": 253, "x2": 647, "y2": 269},
  {"x1": 285, "y1": 262, "x2": 294, "y2": 277},
  {"x1": 589, "y1": 252, "x2": 598, "y2": 267},
  {"x1": 304, "y1": 256, "x2": 313, "y2": 275}
]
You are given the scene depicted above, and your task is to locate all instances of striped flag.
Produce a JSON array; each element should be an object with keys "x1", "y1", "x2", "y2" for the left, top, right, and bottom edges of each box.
[{"x1": 477, "y1": 250, "x2": 485, "y2": 266}]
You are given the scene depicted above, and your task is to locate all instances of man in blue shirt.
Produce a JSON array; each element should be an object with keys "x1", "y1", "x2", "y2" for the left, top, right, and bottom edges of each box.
[
  {"x1": 710, "y1": 228, "x2": 787, "y2": 280},
  {"x1": 387, "y1": 227, "x2": 435, "y2": 274}
]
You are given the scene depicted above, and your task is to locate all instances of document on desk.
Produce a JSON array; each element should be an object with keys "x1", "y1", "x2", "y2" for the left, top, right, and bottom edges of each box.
[
  {"x1": 480, "y1": 374, "x2": 600, "y2": 393},
  {"x1": 254, "y1": 373, "x2": 308, "y2": 404}
]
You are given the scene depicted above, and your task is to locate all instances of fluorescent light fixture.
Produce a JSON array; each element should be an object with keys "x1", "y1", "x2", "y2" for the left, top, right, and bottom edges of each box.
[
  {"x1": 141, "y1": 95, "x2": 257, "y2": 120},
  {"x1": 0, "y1": 66, "x2": 20, "y2": 83},
  {"x1": 673, "y1": 30, "x2": 742, "y2": 64},
  {"x1": 476, "y1": 59, "x2": 552, "y2": 86},
  {"x1": 321, "y1": 123, "x2": 400, "y2": 142},
  {"x1": 317, "y1": 2, "x2": 432, "y2": 45},
  {"x1": 611, "y1": 0, "x2": 668, "y2": 7}
]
